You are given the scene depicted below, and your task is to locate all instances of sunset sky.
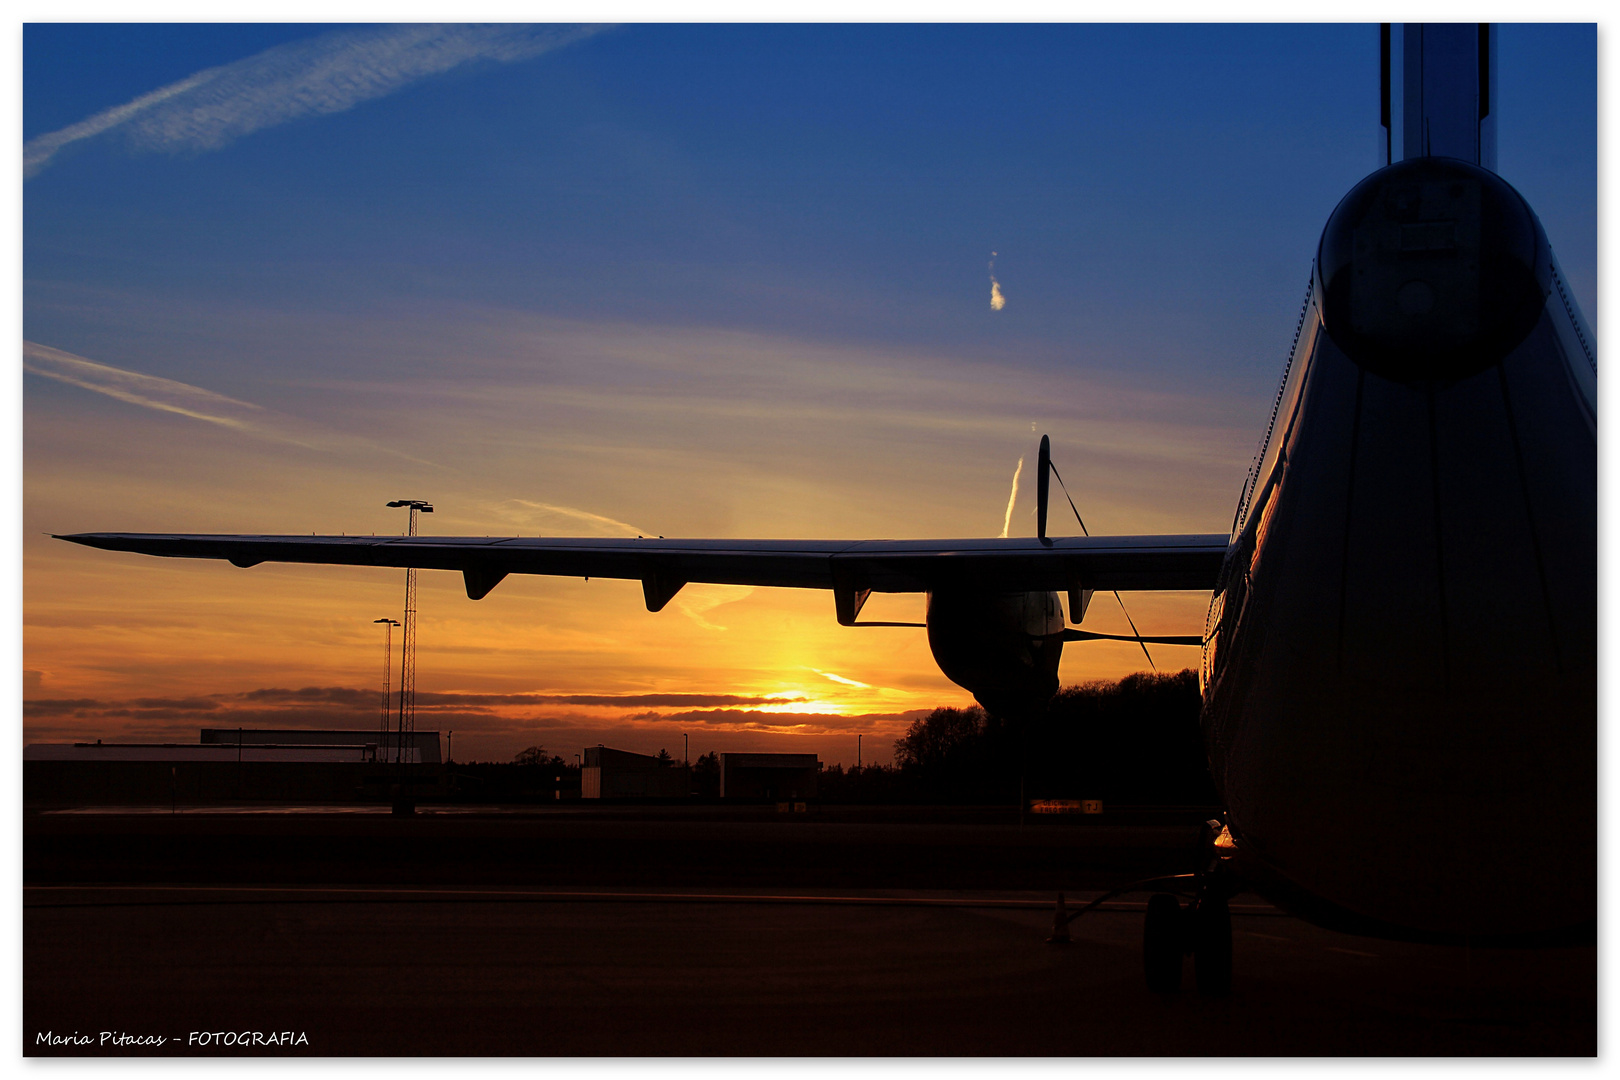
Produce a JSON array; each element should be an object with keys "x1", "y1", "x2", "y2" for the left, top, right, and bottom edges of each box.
[{"x1": 23, "y1": 23, "x2": 1597, "y2": 765}]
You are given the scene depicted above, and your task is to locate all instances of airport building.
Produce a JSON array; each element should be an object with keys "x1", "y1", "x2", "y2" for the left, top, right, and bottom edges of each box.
[
  {"x1": 580, "y1": 746, "x2": 689, "y2": 799},
  {"x1": 199, "y1": 728, "x2": 441, "y2": 764},
  {"x1": 24, "y1": 729, "x2": 442, "y2": 805},
  {"x1": 719, "y1": 753, "x2": 819, "y2": 800}
]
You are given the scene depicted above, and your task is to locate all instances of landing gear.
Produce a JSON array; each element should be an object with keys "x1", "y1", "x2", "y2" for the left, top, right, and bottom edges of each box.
[
  {"x1": 1138, "y1": 889, "x2": 1232, "y2": 996},
  {"x1": 1143, "y1": 893, "x2": 1185, "y2": 993},
  {"x1": 1191, "y1": 893, "x2": 1232, "y2": 996},
  {"x1": 1051, "y1": 818, "x2": 1238, "y2": 995},
  {"x1": 1136, "y1": 818, "x2": 1234, "y2": 995}
]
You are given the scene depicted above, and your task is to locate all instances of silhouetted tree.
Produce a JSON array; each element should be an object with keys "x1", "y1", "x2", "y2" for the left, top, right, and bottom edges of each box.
[
  {"x1": 1027, "y1": 669, "x2": 1215, "y2": 805},
  {"x1": 893, "y1": 706, "x2": 985, "y2": 770},
  {"x1": 893, "y1": 706, "x2": 1018, "y2": 802},
  {"x1": 883, "y1": 670, "x2": 1215, "y2": 806},
  {"x1": 655, "y1": 748, "x2": 673, "y2": 765},
  {"x1": 512, "y1": 746, "x2": 549, "y2": 767},
  {"x1": 512, "y1": 746, "x2": 567, "y2": 770},
  {"x1": 691, "y1": 751, "x2": 720, "y2": 798}
]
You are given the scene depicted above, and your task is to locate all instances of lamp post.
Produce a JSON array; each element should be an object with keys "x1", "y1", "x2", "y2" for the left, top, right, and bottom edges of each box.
[
  {"x1": 447, "y1": 729, "x2": 454, "y2": 764},
  {"x1": 856, "y1": 733, "x2": 863, "y2": 804},
  {"x1": 683, "y1": 732, "x2": 689, "y2": 767},
  {"x1": 373, "y1": 618, "x2": 399, "y2": 759}
]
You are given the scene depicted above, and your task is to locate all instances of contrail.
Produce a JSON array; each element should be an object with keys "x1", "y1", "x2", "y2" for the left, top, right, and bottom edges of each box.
[
  {"x1": 23, "y1": 340, "x2": 437, "y2": 466},
  {"x1": 497, "y1": 498, "x2": 649, "y2": 538},
  {"x1": 25, "y1": 24, "x2": 606, "y2": 178},
  {"x1": 810, "y1": 669, "x2": 873, "y2": 690},
  {"x1": 673, "y1": 584, "x2": 756, "y2": 632},
  {"x1": 1000, "y1": 455, "x2": 1024, "y2": 538},
  {"x1": 23, "y1": 68, "x2": 223, "y2": 178},
  {"x1": 26, "y1": 341, "x2": 270, "y2": 433}
]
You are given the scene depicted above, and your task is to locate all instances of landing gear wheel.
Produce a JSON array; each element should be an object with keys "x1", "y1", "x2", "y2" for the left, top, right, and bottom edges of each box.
[
  {"x1": 1143, "y1": 893, "x2": 1184, "y2": 993},
  {"x1": 1192, "y1": 895, "x2": 1232, "y2": 996}
]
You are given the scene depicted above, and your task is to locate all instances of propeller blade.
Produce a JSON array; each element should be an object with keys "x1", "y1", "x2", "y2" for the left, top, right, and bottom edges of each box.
[{"x1": 1037, "y1": 433, "x2": 1051, "y2": 544}]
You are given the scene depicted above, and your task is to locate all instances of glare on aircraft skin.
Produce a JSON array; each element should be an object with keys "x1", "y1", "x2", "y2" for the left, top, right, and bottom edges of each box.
[{"x1": 56, "y1": 23, "x2": 1593, "y2": 979}]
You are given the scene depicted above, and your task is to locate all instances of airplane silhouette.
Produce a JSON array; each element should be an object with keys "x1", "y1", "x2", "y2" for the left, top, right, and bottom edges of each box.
[{"x1": 59, "y1": 24, "x2": 1594, "y2": 994}]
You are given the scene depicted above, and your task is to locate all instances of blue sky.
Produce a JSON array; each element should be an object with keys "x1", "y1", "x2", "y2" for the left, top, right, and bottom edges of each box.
[
  {"x1": 22, "y1": 23, "x2": 1598, "y2": 762},
  {"x1": 26, "y1": 25, "x2": 1595, "y2": 388}
]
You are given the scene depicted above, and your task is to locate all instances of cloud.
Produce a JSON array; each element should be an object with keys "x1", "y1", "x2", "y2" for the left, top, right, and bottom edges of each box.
[
  {"x1": 22, "y1": 690, "x2": 919, "y2": 763},
  {"x1": 28, "y1": 686, "x2": 811, "y2": 720},
  {"x1": 24, "y1": 24, "x2": 606, "y2": 178},
  {"x1": 24, "y1": 340, "x2": 436, "y2": 466}
]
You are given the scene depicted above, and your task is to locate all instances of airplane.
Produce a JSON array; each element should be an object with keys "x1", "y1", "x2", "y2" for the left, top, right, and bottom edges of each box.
[{"x1": 55, "y1": 24, "x2": 1595, "y2": 995}]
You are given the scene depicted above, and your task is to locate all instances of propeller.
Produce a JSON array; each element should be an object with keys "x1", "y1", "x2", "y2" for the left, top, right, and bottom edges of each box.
[{"x1": 1037, "y1": 434, "x2": 1051, "y2": 545}]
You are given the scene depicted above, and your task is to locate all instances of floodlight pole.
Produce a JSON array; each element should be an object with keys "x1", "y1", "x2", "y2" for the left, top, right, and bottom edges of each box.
[
  {"x1": 386, "y1": 500, "x2": 433, "y2": 767},
  {"x1": 374, "y1": 618, "x2": 399, "y2": 753}
]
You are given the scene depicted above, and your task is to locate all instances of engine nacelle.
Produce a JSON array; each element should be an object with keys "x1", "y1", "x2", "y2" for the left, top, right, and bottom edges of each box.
[{"x1": 926, "y1": 589, "x2": 1066, "y2": 717}]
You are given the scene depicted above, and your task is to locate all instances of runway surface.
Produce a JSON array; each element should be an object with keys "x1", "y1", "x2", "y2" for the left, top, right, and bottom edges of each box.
[{"x1": 23, "y1": 807, "x2": 1597, "y2": 1056}]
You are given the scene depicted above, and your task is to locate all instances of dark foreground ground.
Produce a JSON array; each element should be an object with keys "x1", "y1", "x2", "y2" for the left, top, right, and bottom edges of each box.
[{"x1": 24, "y1": 805, "x2": 1597, "y2": 1056}]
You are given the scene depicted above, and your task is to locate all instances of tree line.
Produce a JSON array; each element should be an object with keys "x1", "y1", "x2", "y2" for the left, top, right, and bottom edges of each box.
[
  {"x1": 820, "y1": 669, "x2": 1215, "y2": 805},
  {"x1": 448, "y1": 669, "x2": 1215, "y2": 805}
]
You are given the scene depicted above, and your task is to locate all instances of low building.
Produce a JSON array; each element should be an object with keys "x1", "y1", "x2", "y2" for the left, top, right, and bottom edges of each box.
[
  {"x1": 199, "y1": 728, "x2": 441, "y2": 764},
  {"x1": 580, "y1": 746, "x2": 689, "y2": 799},
  {"x1": 719, "y1": 753, "x2": 819, "y2": 800},
  {"x1": 23, "y1": 728, "x2": 443, "y2": 806}
]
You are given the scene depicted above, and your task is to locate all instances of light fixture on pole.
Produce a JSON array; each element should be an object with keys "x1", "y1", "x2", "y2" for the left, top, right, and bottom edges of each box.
[{"x1": 373, "y1": 618, "x2": 399, "y2": 759}]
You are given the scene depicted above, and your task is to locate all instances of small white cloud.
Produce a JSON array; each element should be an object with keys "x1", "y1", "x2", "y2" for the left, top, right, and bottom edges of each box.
[{"x1": 988, "y1": 250, "x2": 1006, "y2": 310}]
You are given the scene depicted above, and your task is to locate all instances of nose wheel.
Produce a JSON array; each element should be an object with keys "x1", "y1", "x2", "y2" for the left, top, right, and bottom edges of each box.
[
  {"x1": 1143, "y1": 893, "x2": 1185, "y2": 992},
  {"x1": 1191, "y1": 893, "x2": 1232, "y2": 995},
  {"x1": 1140, "y1": 889, "x2": 1232, "y2": 996}
]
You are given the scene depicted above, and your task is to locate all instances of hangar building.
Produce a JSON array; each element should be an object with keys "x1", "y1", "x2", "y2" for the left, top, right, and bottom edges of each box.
[
  {"x1": 580, "y1": 746, "x2": 690, "y2": 799},
  {"x1": 719, "y1": 753, "x2": 819, "y2": 800}
]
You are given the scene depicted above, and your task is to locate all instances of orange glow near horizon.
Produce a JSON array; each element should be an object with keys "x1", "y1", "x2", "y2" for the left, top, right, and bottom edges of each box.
[{"x1": 24, "y1": 310, "x2": 1245, "y2": 765}]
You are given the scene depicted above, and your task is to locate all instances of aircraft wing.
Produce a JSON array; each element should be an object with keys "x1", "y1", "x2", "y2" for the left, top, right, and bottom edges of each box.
[{"x1": 55, "y1": 531, "x2": 1228, "y2": 622}]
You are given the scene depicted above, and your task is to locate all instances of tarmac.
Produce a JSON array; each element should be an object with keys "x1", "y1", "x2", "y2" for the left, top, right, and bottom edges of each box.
[{"x1": 23, "y1": 805, "x2": 1598, "y2": 1056}]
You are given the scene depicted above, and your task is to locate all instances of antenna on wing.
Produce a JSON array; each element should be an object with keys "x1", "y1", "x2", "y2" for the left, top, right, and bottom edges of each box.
[{"x1": 1037, "y1": 436, "x2": 1157, "y2": 671}]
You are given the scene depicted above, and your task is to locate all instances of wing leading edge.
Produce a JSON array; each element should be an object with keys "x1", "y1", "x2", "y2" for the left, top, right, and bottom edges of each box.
[{"x1": 55, "y1": 531, "x2": 1228, "y2": 616}]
